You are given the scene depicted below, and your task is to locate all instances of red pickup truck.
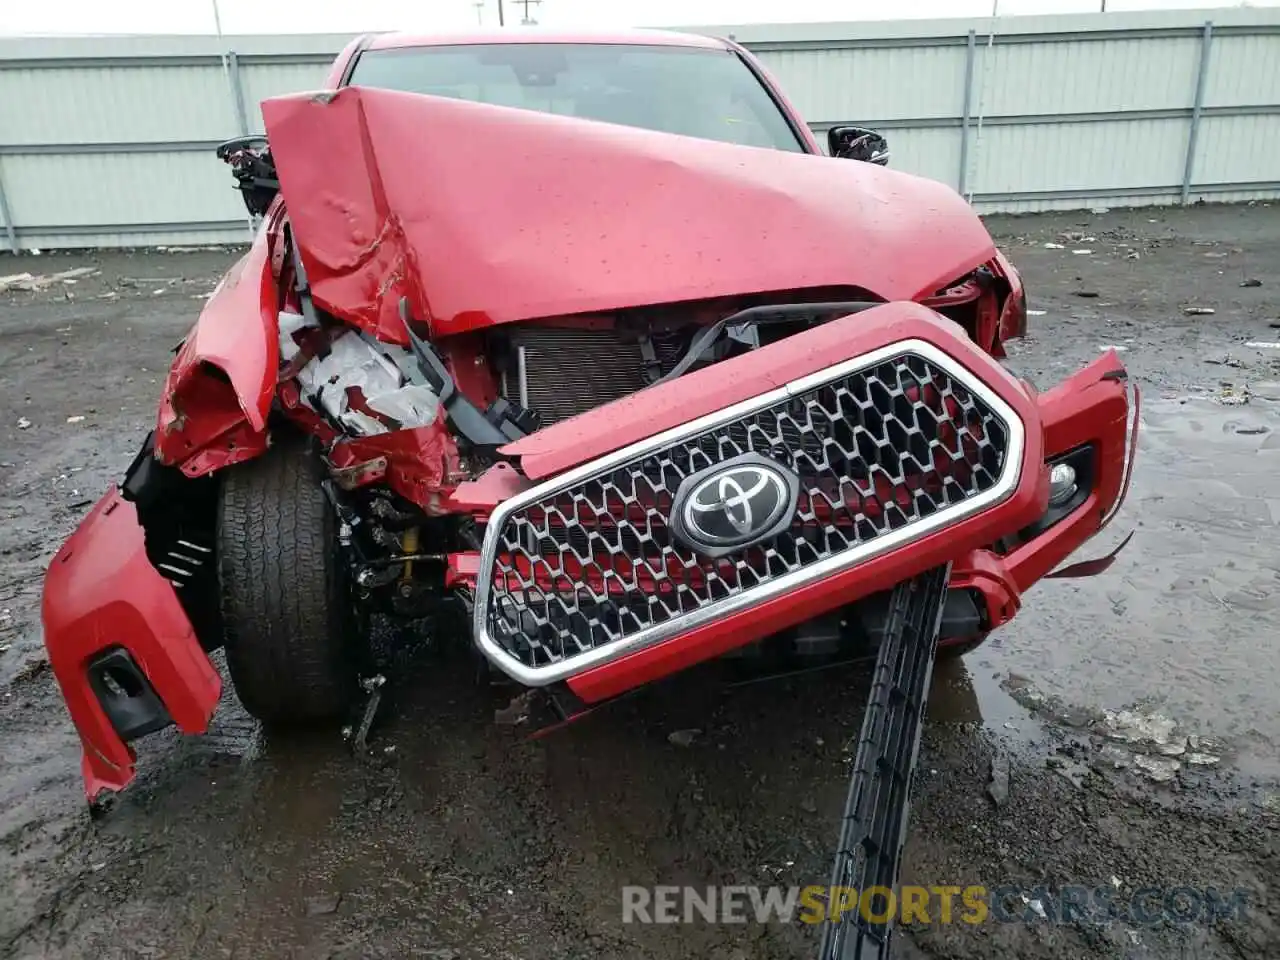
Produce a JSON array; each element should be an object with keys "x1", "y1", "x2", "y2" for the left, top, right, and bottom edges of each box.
[{"x1": 40, "y1": 28, "x2": 1137, "y2": 803}]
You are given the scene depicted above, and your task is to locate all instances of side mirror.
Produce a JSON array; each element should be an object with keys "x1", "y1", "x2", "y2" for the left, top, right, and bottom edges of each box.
[
  {"x1": 216, "y1": 135, "x2": 278, "y2": 218},
  {"x1": 827, "y1": 126, "x2": 890, "y2": 166}
]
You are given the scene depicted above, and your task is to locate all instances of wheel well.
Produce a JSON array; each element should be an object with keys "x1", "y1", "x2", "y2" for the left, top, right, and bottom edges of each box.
[{"x1": 123, "y1": 432, "x2": 224, "y2": 651}]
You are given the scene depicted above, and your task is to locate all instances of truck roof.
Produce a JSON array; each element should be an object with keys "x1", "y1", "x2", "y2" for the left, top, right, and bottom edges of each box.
[{"x1": 363, "y1": 27, "x2": 731, "y2": 52}]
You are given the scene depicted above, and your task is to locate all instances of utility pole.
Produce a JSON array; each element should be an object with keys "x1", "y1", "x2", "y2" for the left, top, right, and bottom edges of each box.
[
  {"x1": 514, "y1": 0, "x2": 541, "y2": 25},
  {"x1": 497, "y1": 0, "x2": 505, "y2": 26},
  {"x1": 474, "y1": 0, "x2": 485, "y2": 24}
]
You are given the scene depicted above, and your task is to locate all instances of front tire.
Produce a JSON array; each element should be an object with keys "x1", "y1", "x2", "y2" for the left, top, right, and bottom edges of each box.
[{"x1": 216, "y1": 437, "x2": 359, "y2": 725}]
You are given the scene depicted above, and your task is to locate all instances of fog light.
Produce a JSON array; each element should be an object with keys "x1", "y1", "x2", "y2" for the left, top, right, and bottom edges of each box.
[{"x1": 1048, "y1": 462, "x2": 1078, "y2": 506}]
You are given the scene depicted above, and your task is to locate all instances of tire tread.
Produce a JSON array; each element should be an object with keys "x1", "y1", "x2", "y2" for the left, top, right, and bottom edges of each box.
[{"x1": 216, "y1": 439, "x2": 353, "y2": 724}]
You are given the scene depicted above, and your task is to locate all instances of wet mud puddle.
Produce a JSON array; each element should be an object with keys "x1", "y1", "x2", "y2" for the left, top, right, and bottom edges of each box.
[{"x1": 944, "y1": 396, "x2": 1280, "y2": 804}]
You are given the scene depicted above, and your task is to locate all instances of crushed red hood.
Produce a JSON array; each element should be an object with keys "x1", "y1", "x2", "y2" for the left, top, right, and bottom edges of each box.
[{"x1": 261, "y1": 86, "x2": 996, "y2": 342}]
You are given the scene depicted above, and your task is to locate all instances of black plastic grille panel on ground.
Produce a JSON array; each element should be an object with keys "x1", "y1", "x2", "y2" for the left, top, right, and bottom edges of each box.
[
  {"x1": 818, "y1": 564, "x2": 950, "y2": 960},
  {"x1": 485, "y1": 352, "x2": 1009, "y2": 669}
]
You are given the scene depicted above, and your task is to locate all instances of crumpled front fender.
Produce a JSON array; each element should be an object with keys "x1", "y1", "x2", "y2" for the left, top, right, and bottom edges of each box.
[
  {"x1": 41, "y1": 489, "x2": 221, "y2": 800},
  {"x1": 154, "y1": 207, "x2": 282, "y2": 476}
]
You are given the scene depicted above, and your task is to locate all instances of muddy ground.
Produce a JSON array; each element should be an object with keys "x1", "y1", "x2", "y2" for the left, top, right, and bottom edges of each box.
[{"x1": 1, "y1": 204, "x2": 1278, "y2": 960}]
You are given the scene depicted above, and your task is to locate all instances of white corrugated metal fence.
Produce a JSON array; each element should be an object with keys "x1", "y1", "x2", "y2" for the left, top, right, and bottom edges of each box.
[{"x1": 0, "y1": 7, "x2": 1277, "y2": 250}]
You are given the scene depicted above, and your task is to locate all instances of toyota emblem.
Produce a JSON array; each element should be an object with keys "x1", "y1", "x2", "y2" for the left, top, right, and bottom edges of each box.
[{"x1": 669, "y1": 453, "x2": 800, "y2": 558}]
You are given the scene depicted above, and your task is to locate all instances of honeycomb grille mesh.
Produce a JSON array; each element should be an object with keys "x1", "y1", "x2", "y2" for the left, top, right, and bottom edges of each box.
[{"x1": 483, "y1": 352, "x2": 1011, "y2": 670}]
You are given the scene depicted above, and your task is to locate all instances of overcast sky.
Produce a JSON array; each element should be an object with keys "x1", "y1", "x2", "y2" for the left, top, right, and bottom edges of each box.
[{"x1": 1, "y1": 0, "x2": 1272, "y2": 35}]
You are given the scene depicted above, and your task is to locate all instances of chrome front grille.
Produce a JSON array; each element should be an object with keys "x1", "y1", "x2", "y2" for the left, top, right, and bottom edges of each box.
[{"x1": 475, "y1": 341, "x2": 1022, "y2": 684}]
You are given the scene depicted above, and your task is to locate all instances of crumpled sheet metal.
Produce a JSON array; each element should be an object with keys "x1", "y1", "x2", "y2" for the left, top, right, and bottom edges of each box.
[{"x1": 261, "y1": 86, "x2": 995, "y2": 341}]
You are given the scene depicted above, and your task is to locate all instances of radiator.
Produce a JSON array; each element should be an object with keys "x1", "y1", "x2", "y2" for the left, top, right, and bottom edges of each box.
[{"x1": 505, "y1": 325, "x2": 679, "y2": 425}]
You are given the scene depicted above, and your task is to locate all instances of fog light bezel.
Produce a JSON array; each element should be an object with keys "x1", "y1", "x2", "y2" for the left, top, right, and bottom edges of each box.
[
  {"x1": 997, "y1": 445, "x2": 1095, "y2": 551},
  {"x1": 86, "y1": 647, "x2": 173, "y2": 742}
]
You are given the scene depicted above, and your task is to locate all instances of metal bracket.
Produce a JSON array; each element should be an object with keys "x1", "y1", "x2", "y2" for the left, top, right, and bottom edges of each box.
[{"x1": 344, "y1": 673, "x2": 387, "y2": 757}]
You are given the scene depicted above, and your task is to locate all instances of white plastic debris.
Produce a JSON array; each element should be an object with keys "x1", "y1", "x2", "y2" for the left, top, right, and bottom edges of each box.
[
  {"x1": 16, "y1": 417, "x2": 31, "y2": 430},
  {"x1": 55, "y1": 267, "x2": 98, "y2": 282},
  {"x1": 278, "y1": 311, "x2": 439, "y2": 436},
  {"x1": 1, "y1": 266, "x2": 97, "y2": 293},
  {"x1": 1245, "y1": 341, "x2": 1280, "y2": 350},
  {"x1": 1043, "y1": 242, "x2": 1065, "y2": 250},
  {"x1": 277, "y1": 311, "x2": 310, "y2": 362},
  {"x1": 365, "y1": 384, "x2": 441, "y2": 426},
  {"x1": 0, "y1": 272, "x2": 35, "y2": 293},
  {"x1": 1103, "y1": 709, "x2": 1176, "y2": 745},
  {"x1": 66, "y1": 415, "x2": 85, "y2": 424},
  {"x1": 1020, "y1": 895, "x2": 1048, "y2": 919},
  {"x1": 1134, "y1": 755, "x2": 1180, "y2": 782},
  {"x1": 1027, "y1": 309, "x2": 1047, "y2": 317},
  {"x1": 1072, "y1": 249, "x2": 1093, "y2": 255},
  {"x1": 1186, "y1": 752, "x2": 1221, "y2": 766},
  {"x1": 1184, "y1": 307, "x2": 1216, "y2": 316}
]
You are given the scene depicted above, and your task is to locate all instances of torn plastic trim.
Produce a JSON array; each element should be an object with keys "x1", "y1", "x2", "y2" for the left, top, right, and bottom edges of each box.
[{"x1": 277, "y1": 309, "x2": 440, "y2": 437}]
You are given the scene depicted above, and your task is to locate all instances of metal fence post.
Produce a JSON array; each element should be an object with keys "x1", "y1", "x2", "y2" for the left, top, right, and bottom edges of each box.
[
  {"x1": 222, "y1": 48, "x2": 258, "y2": 241},
  {"x1": 0, "y1": 164, "x2": 17, "y2": 252},
  {"x1": 1181, "y1": 21, "x2": 1214, "y2": 205},
  {"x1": 958, "y1": 29, "x2": 977, "y2": 196},
  {"x1": 227, "y1": 49, "x2": 251, "y2": 136}
]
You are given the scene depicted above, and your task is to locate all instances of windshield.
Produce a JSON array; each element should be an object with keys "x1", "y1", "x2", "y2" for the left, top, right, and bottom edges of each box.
[{"x1": 347, "y1": 43, "x2": 807, "y2": 153}]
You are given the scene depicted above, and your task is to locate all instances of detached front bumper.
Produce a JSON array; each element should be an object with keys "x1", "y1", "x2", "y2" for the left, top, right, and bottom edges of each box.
[
  {"x1": 459, "y1": 302, "x2": 1137, "y2": 702},
  {"x1": 41, "y1": 490, "x2": 221, "y2": 800}
]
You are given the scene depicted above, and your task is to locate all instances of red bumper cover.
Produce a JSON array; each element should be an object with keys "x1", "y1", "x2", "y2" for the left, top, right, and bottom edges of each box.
[
  {"x1": 485, "y1": 306, "x2": 1138, "y2": 702},
  {"x1": 41, "y1": 491, "x2": 221, "y2": 800},
  {"x1": 564, "y1": 349, "x2": 1136, "y2": 703}
]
